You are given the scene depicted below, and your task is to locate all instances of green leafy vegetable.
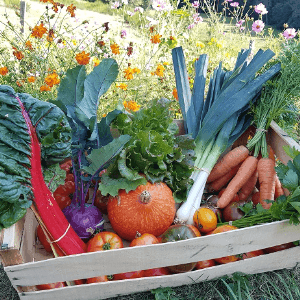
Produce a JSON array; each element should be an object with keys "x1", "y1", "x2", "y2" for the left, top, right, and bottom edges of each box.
[
  {"x1": 43, "y1": 163, "x2": 66, "y2": 192},
  {"x1": 98, "y1": 99, "x2": 196, "y2": 202}
]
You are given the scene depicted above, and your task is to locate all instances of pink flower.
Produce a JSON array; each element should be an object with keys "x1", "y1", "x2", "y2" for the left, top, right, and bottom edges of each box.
[
  {"x1": 127, "y1": 11, "x2": 135, "y2": 16},
  {"x1": 283, "y1": 28, "x2": 297, "y2": 39},
  {"x1": 152, "y1": 0, "x2": 172, "y2": 11},
  {"x1": 192, "y1": 1, "x2": 200, "y2": 8},
  {"x1": 252, "y1": 20, "x2": 265, "y2": 33},
  {"x1": 236, "y1": 19, "x2": 245, "y2": 26},
  {"x1": 134, "y1": 6, "x2": 144, "y2": 13},
  {"x1": 255, "y1": 3, "x2": 268, "y2": 14},
  {"x1": 193, "y1": 13, "x2": 203, "y2": 23},
  {"x1": 187, "y1": 23, "x2": 195, "y2": 30},
  {"x1": 111, "y1": 1, "x2": 120, "y2": 9},
  {"x1": 121, "y1": 29, "x2": 127, "y2": 38},
  {"x1": 230, "y1": 2, "x2": 239, "y2": 7}
]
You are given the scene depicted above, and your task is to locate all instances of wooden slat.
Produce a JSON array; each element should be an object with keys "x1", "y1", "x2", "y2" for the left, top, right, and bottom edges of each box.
[
  {"x1": 5, "y1": 219, "x2": 300, "y2": 287},
  {"x1": 18, "y1": 246, "x2": 300, "y2": 300}
]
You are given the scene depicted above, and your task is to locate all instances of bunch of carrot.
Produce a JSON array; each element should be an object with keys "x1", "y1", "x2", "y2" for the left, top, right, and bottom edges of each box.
[{"x1": 207, "y1": 144, "x2": 285, "y2": 210}]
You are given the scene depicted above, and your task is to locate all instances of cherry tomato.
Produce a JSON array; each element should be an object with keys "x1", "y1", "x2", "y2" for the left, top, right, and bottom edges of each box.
[
  {"x1": 263, "y1": 242, "x2": 295, "y2": 254},
  {"x1": 87, "y1": 232, "x2": 123, "y2": 252},
  {"x1": 143, "y1": 267, "x2": 170, "y2": 277},
  {"x1": 195, "y1": 259, "x2": 216, "y2": 269},
  {"x1": 113, "y1": 270, "x2": 144, "y2": 280},
  {"x1": 65, "y1": 173, "x2": 74, "y2": 182},
  {"x1": 53, "y1": 185, "x2": 69, "y2": 197},
  {"x1": 36, "y1": 281, "x2": 66, "y2": 290},
  {"x1": 60, "y1": 159, "x2": 72, "y2": 172},
  {"x1": 64, "y1": 181, "x2": 75, "y2": 194},
  {"x1": 87, "y1": 276, "x2": 108, "y2": 284},
  {"x1": 54, "y1": 194, "x2": 72, "y2": 210},
  {"x1": 242, "y1": 249, "x2": 264, "y2": 259}
]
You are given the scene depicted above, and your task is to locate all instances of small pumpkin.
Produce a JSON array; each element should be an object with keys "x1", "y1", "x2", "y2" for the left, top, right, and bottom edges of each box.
[
  {"x1": 160, "y1": 224, "x2": 197, "y2": 273},
  {"x1": 107, "y1": 181, "x2": 176, "y2": 241}
]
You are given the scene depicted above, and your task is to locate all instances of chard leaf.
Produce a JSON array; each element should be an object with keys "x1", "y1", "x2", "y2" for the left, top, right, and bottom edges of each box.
[
  {"x1": 283, "y1": 146, "x2": 300, "y2": 160},
  {"x1": 0, "y1": 85, "x2": 72, "y2": 228},
  {"x1": 43, "y1": 163, "x2": 66, "y2": 193}
]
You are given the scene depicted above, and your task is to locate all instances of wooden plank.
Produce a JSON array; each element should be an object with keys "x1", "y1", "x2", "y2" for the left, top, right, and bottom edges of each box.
[
  {"x1": 5, "y1": 219, "x2": 300, "y2": 287},
  {"x1": 18, "y1": 246, "x2": 300, "y2": 300},
  {"x1": 269, "y1": 120, "x2": 300, "y2": 164}
]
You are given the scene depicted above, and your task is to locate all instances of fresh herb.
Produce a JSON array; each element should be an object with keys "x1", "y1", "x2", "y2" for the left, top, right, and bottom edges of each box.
[{"x1": 98, "y1": 98, "x2": 196, "y2": 202}]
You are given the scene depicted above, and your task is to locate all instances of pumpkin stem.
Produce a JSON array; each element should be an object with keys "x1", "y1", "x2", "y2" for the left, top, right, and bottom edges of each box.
[
  {"x1": 135, "y1": 231, "x2": 142, "y2": 238},
  {"x1": 139, "y1": 190, "x2": 151, "y2": 204}
]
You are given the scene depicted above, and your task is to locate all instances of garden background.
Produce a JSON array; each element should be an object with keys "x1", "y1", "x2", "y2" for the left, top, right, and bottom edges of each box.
[{"x1": 1, "y1": 0, "x2": 300, "y2": 299}]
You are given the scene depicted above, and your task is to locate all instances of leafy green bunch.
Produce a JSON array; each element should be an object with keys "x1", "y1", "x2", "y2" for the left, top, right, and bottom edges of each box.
[{"x1": 98, "y1": 98, "x2": 196, "y2": 202}]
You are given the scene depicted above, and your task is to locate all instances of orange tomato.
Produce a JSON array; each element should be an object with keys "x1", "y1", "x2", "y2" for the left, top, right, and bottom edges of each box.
[
  {"x1": 193, "y1": 207, "x2": 217, "y2": 233},
  {"x1": 195, "y1": 259, "x2": 215, "y2": 269},
  {"x1": 87, "y1": 276, "x2": 108, "y2": 284},
  {"x1": 130, "y1": 232, "x2": 159, "y2": 247},
  {"x1": 211, "y1": 225, "x2": 239, "y2": 264},
  {"x1": 242, "y1": 249, "x2": 264, "y2": 259},
  {"x1": 87, "y1": 232, "x2": 123, "y2": 252},
  {"x1": 186, "y1": 224, "x2": 201, "y2": 237}
]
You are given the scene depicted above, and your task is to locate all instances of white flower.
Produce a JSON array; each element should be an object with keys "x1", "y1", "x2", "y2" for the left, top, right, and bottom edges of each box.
[
  {"x1": 283, "y1": 28, "x2": 297, "y2": 39},
  {"x1": 152, "y1": 0, "x2": 172, "y2": 11},
  {"x1": 111, "y1": 1, "x2": 120, "y2": 9},
  {"x1": 122, "y1": 0, "x2": 128, "y2": 4},
  {"x1": 255, "y1": 3, "x2": 268, "y2": 15},
  {"x1": 134, "y1": 6, "x2": 144, "y2": 13},
  {"x1": 127, "y1": 10, "x2": 135, "y2": 16}
]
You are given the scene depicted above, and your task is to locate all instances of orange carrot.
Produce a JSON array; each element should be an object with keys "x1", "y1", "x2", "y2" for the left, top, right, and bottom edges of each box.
[
  {"x1": 207, "y1": 145, "x2": 249, "y2": 183},
  {"x1": 252, "y1": 191, "x2": 260, "y2": 206},
  {"x1": 267, "y1": 145, "x2": 276, "y2": 162},
  {"x1": 274, "y1": 174, "x2": 284, "y2": 199},
  {"x1": 257, "y1": 157, "x2": 276, "y2": 209},
  {"x1": 217, "y1": 156, "x2": 258, "y2": 209},
  {"x1": 208, "y1": 163, "x2": 242, "y2": 192},
  {"x1": 238, "y1": 170, "x2": 258, "y2": 201}
]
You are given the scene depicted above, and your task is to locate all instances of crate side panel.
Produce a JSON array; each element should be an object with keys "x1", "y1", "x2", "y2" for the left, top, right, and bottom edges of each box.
[
  {"x1": 18, "y1": 246, "x2": 300, "y2": 300},
  {"x1": 5, "y1": 219, "x2": 300, "y2": 287}
]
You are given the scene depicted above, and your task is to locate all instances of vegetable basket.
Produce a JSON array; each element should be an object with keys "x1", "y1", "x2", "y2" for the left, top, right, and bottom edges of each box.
[{"x1": 1, "y1": 120, "x2": 300, "y2": 300}]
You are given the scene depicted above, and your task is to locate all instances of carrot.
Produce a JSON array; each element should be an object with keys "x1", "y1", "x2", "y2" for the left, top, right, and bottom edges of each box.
[
  {"x1": 238, "y1": 170, "x2": 258, "y2": 201},
  {"x1": 274, "y1": 174, "x2": 284, "y2": 199},
  {"x1": 208, "y1": 163, "x2": 242, "y2": 192},
  {"x1": 257, "y1": 157, "x2": 276, "y2": 209},
  {"x1": 217, "y1": 156, "x2": 258, "y2": 209},
  {"x1": 252, "y1": 191, "x2": 260, "y2": 206},
  {"x1": 267, "y1": 145, "x2": 276, "y2": 162},
  {"x1": 207, "y1": 145, "x2": 249, "y2": 183}
]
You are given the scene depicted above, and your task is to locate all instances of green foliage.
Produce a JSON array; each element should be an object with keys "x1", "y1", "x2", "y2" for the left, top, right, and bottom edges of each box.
[
  {"x1": 98, "y1": 99, "x2": 196, "y2": 201},
  {"x1": 151, "y1": 287, "x2": 179, "y2": 300},
  {"x1": 43, "y1": 163, "x2": 66, "y2": 192}
]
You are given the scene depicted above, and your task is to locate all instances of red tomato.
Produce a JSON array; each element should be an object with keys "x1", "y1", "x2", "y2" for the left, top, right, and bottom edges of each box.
[
  {"x1": 87, "y1": 276, "x2": 108, "y2": 284},
  {"x1": 65, "y1": 173, "x2": 74, "y2": 182},
  {"x1": 113, "y1": 270, "x2": 144, "y2": 280},
  {"x1": 64, "y1": 181, "x2": 75, "y2": 194},
  {"x1": 263, "y1": 242, "x2": 295, "y2": 254},
  {"x1": 129, "y1": 233, "x2": 159, "y2": 247},
  {"x1": 87, "y1": 232, "x2": 123, "y2": 252},
  {"x1": 143, "y1": 267, "x2": 170, "y2": 277},
  {"x1": 94, "y1": 190, "x2": 109, "y2": 214},
  {"x1": 53, "y1": 184, "x2": 69, "y2": 196},
  {"x1": 195, "y1": 259, "x2": 216, "y2": 269},
  {"x1": 242, "y1": 249, "x2": 264, "y2": 259},
  {"x1": 60, "y1": 159, "x2": 72, "y2": 172},
  {"x1": 54, "y1": 194, "x2": 72, "y2": 210},
  {"x1": 36, "y1": 281, "x2": 66, "y2": 290}
]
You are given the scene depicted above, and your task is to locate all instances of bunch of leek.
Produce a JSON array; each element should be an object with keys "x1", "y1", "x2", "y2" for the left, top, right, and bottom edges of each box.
[{"x1": 173, "y1": 46, "x2": 281, "y2": 224}]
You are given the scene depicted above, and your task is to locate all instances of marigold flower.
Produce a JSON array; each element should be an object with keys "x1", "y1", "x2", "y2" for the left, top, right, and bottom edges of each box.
[
  {"x1": 75, "y1": 51, "x2": 90, "y2": 65},
  {"x1": 31, "y1": 22, "x2": 47, "y2": 38},
  {"x1": 123, "y1": 100, "x2": 140, "y2": 112},
  {"x1": 44, "y1": 72, "x2": 60, "y2": 87},
  {"x1": 27, "y1": 76, "x2": 36, "y2": 83},
  {"x1": 0, "y1": 67, "x2": 8, "y2": 76},
  {"x1": 16, "y1": 81, "x2": 22, "y2": 87},
  {"x1": 97, "y1": 40, "x2": 105, "y2": 47},
  {"x1": 67, "y1": 4, "x2": 76, "y2": 17},
  {"x1": 110, "y1": 43, "x2": 120, "y2": 55},
  {"x1": 102, "y1": 113, "x2": 107, "y2": 117},
  {"x1": 116, "y1": 83, "x2": 128, "y2": 91},
  {"x1": 132, "y1": 67, "x2": 141, "y2": 74},
  {"x1": 12, "y1": 47, "x2": 24, "y2": 60},
  {"x1": 163, "y1": 62, "x2": 169, "y2": 66},
  {"x1": 196, "y1": 41, "x2": 205, "y2": 48},
  {"x1": 25, "y1": 40, "x2": 33, "y2": 50},
  {"x1": 150, "y1": 34, "x2": 162, "y2": 44},
  {"x1": 154, "y1": 64, "x2": 165, "y2": 77},
  {"x1": 93, "y1": 57, "x2": 100, "y2": 67},
  {"x1": 172, "y1": 88, "x2": 178, "y2": 101},
  {"x1": 149, "y1": 26, "x2": 155, "y2": 33},
  {"x1": 124, "y1": 67, "x2": 134, "y2": 80},
  {"x1": 46, "y1": 29, "x2": 55, "y2": 42},
  {"x1": 40, "y1": 85, "x2": 51, "y2": 91}
]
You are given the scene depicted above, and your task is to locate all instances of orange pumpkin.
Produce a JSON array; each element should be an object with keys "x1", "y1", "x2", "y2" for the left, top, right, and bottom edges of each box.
[{"x1": 107, "y1": 181, "x2": 176, "y2": 241}]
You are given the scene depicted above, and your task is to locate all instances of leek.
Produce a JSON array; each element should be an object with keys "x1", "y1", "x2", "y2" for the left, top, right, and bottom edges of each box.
[{"x1": 173, "y1": 46, "x2": 281, "y2": 223}]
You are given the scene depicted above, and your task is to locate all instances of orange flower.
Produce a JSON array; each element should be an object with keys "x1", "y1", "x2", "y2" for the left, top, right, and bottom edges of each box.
[
  {"x1": 154, "y1": 64, "x2": 165, "y2": 77},
  {"x1": 31, "y1": 22, "x2": 47, "y2": 38},
  {"x1": 123, "y1": 100, "x2": 141, "y2": 112},
  {"x1": 110, "y1": 43, "x2": 120, "y2": 55},
  {"x1": 0, "y1": 66, "x2": 8, "y2": 76},
  {"x1": 75, "y1": 51, "x2": 90, "y2": 65},
  {"x1": 67, "y1": 4, "x2": 76, "y2": 17},
  {"x1": 123, "y1": 67, "x2": 134, "y2": 80},
  {"x1": 12, "y1": 47, "x2": 24, "y2": 60},
  {"x1": 132, "y1": 67, "x2": 141, "y2": 74},
  {"x1": 44, "y1": 72, "x2": 60, "y2": 87},
  {"x1": 39, "y1": 0, "x2": 50, "y2": 2},
  {"x1": 150, "y1": 34, "x2": 162, "y2": 44},
  {"x1": 40, "y1": 85, "x2": 51, "y2": 92},
  {"x1": 25, "y1": 40, "x2": 33, "y2": 50},
  {"x1": 27, "y1": 76, "x2": 36, "y2": 83},
  {"x1": 116, "y1": 83, "x2": 128, "y2": 91},
  {"x1": 46, "y1": 29, "x2": 55, "y2": 42},
  {"x1": 149, "y1": 26, "x2": 155, "y2": 33},
  {"x1": 172, "y1": 88, "x2": 178, "y2": 101}
]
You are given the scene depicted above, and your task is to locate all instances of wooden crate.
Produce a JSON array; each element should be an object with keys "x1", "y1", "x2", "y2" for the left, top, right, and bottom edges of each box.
[{"x1": 1, "y1": 121, "x2": 300, "y2": 300}]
